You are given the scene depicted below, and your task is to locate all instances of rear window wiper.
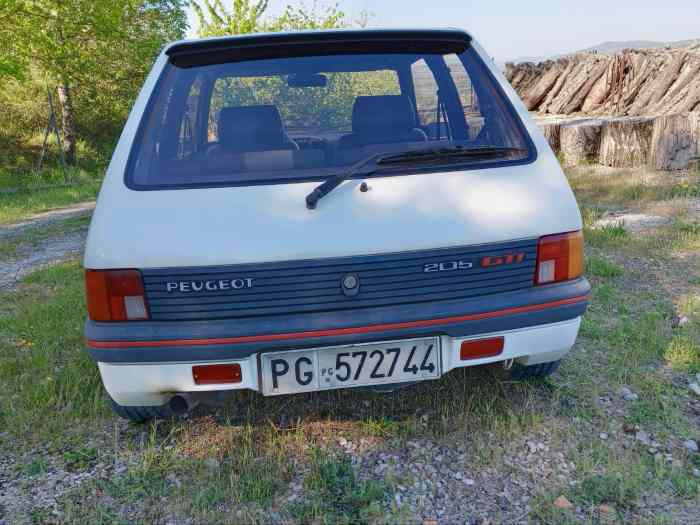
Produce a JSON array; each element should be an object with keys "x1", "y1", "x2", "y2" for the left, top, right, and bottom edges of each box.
[
  {"x1": 305, "y1": 151, "x2": 388, "y2": 210},
  {"x1": 305, "y1": 146, "x2": 527, "y2": 210},
  {"x1": 376, "y1": 146, "x2": 527, "y2": 166}
]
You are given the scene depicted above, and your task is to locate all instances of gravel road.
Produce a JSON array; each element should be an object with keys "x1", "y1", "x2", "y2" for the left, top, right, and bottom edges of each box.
[{"x1": 0, "y1": 202, "x2": 93, "y2": 290}]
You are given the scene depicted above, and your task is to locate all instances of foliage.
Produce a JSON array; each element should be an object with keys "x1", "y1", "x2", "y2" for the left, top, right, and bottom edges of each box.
[
  {"x1": 191, "y1": 0, "x2": 270, "y2": 37},
  {"x1": 0, "y1": 0, "x2": 187, "y2": 168},
  {"x1": 270, "y1": 1, "x2": 349, "y2": 31},
  {"x1": 191, "y1": 0, "x2": 351, "y2": 37},
  {"x1": 1, "y1": 0, "x2": 369, "y2": 172}
]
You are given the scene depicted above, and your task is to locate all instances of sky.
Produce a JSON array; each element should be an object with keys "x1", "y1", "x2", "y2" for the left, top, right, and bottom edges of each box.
[{"x1": 184, "y1": 0, "x2": 700, "y2": 62}]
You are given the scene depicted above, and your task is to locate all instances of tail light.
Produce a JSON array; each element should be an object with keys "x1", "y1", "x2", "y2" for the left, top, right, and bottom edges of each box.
[
  {"x1": 193, "y1": 364, "x2": 243, "y2": 385},
  {"x1": 85, "y1": 270, "x2": 149, "y2": 321},
  {"x1": 535, "y1": 230, "x2": 584, "y2": 285},
  {"x1": 460, "y1": 337, "x2": 504, "y2": 360}
]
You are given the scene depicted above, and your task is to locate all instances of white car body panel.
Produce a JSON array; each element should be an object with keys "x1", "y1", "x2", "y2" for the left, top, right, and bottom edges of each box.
[{"x1": 84, "y1": 38, "x2": 580, "y2": 270}]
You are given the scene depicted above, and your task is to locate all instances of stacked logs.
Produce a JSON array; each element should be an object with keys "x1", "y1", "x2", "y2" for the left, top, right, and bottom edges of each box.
[
  {"x1": 506, "y1": 44, "x2": 700, "y2": 116},
  {"x1": 537, "y1": 113, "x2": 700, "y2": 170}
]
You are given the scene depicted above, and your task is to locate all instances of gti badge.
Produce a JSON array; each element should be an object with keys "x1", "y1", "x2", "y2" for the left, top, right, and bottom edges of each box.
[{"x1": 341, "y1": 273, "x2": 360, "y2": 297}]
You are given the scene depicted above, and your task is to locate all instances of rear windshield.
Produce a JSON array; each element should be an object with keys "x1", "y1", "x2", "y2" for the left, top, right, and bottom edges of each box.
[{"x1": 127, "y1": 45, "x2": 534, "y2": 189}]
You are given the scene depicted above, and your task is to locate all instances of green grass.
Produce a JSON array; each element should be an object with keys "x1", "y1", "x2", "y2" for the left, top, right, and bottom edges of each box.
[
  {"x1": 575, "y1": 471, "x2": 642, "y2": 507},
  {"x1": 585, "y1": 254, "x2": 624, "y2": 278},
  {"x1": 292, "y1": 448, "x2": 388, "y2": 524},
  {"x1": 0, "y1": 167, "x2": 100, "y2": 225},
  {"x1": 665, "y1": 334, "x2": 700, "y2": 374},
  {"x1": 0, "y1": 262, "x2": 107, "y2": 445},
  {"x1": 567, "y1": 167, "x2": 700, "y2": 207}
]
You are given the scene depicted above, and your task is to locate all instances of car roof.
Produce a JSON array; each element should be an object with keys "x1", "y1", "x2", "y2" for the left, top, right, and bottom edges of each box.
[{"x1": 164, "y1": 28, "x2": 473, "y2": 68}]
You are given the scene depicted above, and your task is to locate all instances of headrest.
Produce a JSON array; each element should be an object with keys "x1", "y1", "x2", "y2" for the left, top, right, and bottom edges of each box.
[
  {"x1": 352, "y1": 95, "x2": 419, "y2": 135},
  {"x1": 218, "y1": 105, "x2": 287, "y2": 151}
]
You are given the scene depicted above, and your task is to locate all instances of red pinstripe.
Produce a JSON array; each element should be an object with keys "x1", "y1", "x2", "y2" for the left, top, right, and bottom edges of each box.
[{"x1": 87, "y1": 295, "x2": 588, "y2": 349}]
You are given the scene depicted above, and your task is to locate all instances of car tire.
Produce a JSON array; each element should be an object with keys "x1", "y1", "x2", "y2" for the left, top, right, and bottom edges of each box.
[
  {"x1": 508, "y1": 359, "x2": 561, "y2": 381},
  {"x1": 108, "y1": 395, "x2": 188, "y2": 423}
]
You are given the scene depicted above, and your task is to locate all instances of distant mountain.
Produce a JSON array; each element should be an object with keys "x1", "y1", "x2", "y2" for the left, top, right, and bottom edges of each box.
[
  {"x1": 581, "y1": 38, "x2": 700, "y2": 54},
  {"x1": 509, "y1": 38, "x2": 700, "y2": 64}
]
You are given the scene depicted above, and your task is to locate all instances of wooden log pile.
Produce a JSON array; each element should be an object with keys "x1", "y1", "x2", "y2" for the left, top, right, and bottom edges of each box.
[
  {"x1": 507, "y1": 43, "x2": 700, "y2": 170},
  {"x1": 599, "y1": 117, "x2": 655, "y2": 168},
  {"x1": 535, "y1": 113, "x2": 700, "y2": 170},
  {"x1": 507, "y1": 44, "x2": 700, "y2": 116},
  {"x1": 559, "y1": 120, "x2": 603, "y2": 166}
]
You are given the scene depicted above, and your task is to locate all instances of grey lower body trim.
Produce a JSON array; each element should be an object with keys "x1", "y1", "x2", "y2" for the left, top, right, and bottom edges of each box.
[{"x1": 86, "y1": 279, "x2": 589, "y2": 363}]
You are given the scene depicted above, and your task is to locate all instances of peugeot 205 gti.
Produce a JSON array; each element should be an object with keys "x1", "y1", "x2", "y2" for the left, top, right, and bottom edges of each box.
[{"x1": 83, "y1": 29, "x2": 589, "y2": 422}]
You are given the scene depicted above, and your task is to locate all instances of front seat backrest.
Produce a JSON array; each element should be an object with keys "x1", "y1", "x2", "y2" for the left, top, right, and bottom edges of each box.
[
  {"x1": 217, "y1": 105, "x2": 297, "y2": 153},
  {"x1": 339, "y1": 95, "x2": 427, "y2": 149}
]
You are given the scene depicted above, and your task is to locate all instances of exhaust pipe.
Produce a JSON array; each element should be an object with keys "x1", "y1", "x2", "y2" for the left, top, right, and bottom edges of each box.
[{"x1": 169, "y1": 393, "x2": 199, "y2": 415}]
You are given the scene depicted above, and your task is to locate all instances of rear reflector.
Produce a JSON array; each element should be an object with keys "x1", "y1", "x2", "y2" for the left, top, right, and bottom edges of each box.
[
  {"x1": 192, "y1": 364, "x2": 242, "y2": 385},
  {"x1": 535, "y1": 230, "x2": 583, "y2": 285},
  {"x1": 460, "y1": 337, "x2": 504, "y2": 360},
  {"x1": 85, "y1": 270, "x2": 149, "y2": 322}
]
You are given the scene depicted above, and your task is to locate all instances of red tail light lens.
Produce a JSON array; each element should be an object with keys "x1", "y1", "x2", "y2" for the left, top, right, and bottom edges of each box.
[
  {"x1": 85, "y1": 270, "x2": 149, "y2": 321},
  {"x1": 535, "y1": 231, "x2": 584, "y2": 285},
  {"x1": 192, "y1": 364, "x2": 242, "y2": 385},
  {"x1": 460, "y1": 337, "x2": 504, "y2": 360}
]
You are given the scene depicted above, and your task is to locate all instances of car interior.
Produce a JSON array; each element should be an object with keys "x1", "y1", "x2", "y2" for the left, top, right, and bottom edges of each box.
[{"x1": 134, "y1": 50, "x2": 528, "y2": 185}]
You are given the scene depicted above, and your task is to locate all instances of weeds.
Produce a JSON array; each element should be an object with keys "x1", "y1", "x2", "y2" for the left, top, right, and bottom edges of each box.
[
  {"x1": 585, "y1": 254, "x2": 623, "y2": 278},
  {"x1": 665, "y1": 334, "x2": 700, "y2": 373},
  {"x1": 293, "y1": 448, "x2": 388, "y2": 524}
]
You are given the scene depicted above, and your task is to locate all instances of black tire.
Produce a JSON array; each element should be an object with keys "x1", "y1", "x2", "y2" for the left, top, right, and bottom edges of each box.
[
  {"x1": 508, "y1": 359, "x2": 561, "y2": 381},
  {"x1": 109, "y1": 395, "x2": 188, "y2": 423}
]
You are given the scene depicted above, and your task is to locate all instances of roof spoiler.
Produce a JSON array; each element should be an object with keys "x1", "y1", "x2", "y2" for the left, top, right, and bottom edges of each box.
[{"x1": 166, "y1": 29, "x2": 472, "y2": 68}]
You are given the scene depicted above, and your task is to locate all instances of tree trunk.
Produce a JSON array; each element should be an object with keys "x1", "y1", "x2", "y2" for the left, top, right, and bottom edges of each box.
[
  {"x1": 598, "y1": 117, "x2": 655, "y2": 167},
  {"x1": 523, "y1": 66, "x2": 562, "y2": 111},
  {"x1": 539, "y1": 122, "x2": 562, "y2": 154},
  {"x1": 560, "y1": 120, "x2": 603, "y2": 166},
  {"x1": 57, "y1": 83, "x2": 76, "y2": 166},
  {"x1": 650, "y1": 113, "x2": 700, "y2": 170},
  {"x1": 561, "y1": 61, "x2": 609, "y2": 114}
]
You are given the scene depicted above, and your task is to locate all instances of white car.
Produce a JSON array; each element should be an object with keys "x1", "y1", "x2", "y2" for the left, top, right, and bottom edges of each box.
[{"x1": 83, "y1": 29, "x2": 589, "y2": 422}]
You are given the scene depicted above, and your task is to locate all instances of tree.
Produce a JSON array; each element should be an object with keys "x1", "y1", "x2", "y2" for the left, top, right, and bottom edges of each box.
[
  {"x1": 2, "y1": 0, "x2": 187, "y2": 165},
  {"x1": 268, "y1": 2, "x2": 347, "y2": 31},
  {"x1": 190, "y1": 0, "x2": 350, "y2": 37},
  {"x1": 191, "y1": 0, "x2": 270, "y2": 37}
]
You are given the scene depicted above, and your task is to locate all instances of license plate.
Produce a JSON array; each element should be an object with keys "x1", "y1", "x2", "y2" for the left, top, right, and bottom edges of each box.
[{"x1": 260, "y1": 337, "x2": 441, "y2": 396}]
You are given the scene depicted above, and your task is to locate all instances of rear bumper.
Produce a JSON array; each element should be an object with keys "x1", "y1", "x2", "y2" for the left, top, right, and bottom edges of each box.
[
  {"x1": 99, "y1": 317, "x2": 582, "y2": 406},
  {"x1": 86, "y1": 278, "x2": 589, "y2": 363},
  {"x1": 87, "y1": 279, "x2": 589, "y2": 406}
]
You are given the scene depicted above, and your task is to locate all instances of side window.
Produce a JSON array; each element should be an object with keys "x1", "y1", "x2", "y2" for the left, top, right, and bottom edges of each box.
[
  {"x1": 412, "y1": 56, "x2": 486, "y2": 141},
  {"x1": 411, "y1": 59, "x2": 450, "y2": 139},
  {"x1": 411, "y1": 60, "x2": 438, "y2": 127},
  {"x1": 178, "y1": 76, "x2": 202, "y2": 158},
  {"x1": 444, "y1": 54, "x2": 483, "y2": 140}
]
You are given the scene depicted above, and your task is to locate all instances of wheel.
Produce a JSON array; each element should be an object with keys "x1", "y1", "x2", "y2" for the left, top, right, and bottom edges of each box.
[
  {"x1": 108, "y1": 394, "x2": 188, "y2": 423},
  {"x1": 508, "y1": 359, "x2": 561, "y2": 381}
]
